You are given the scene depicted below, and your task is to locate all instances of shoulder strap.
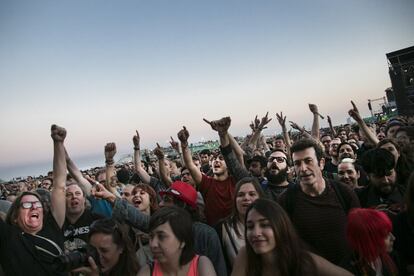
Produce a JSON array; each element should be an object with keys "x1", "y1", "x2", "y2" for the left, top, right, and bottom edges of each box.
[
  {"x1": 329, "y1": 181, "x2": 350, "y2": 214},
  {"x1": 285, "y1": 182, "x2": 299, "y2": 217},
  {"x1": 223, "y1": 221, "x2": 238, "y2": 255}
]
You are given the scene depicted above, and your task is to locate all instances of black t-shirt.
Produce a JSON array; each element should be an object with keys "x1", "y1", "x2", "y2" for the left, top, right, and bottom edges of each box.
[
  {"x1": 63, "y1": 209, "x2": 103, "y2": 252},
  {"x1": 0, "y1": 213, "x2": 65, "y2": 276}
]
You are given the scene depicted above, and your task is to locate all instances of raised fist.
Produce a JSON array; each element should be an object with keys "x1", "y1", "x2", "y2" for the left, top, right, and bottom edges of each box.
[
  {"x1": 177, "y1": 126, "x2": 190, "y2": 144},
  {"x1": 104, "y1": 142, "x2": 117, "y2": 162},
  {"x1": 51, "y1": 124, "x2": 66, "y2": 142}
]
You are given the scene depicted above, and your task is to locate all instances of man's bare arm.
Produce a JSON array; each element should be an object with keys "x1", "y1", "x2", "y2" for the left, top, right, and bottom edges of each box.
[
  {"x1": 50, "y1": 124, "x2": 67, "y2": 228},
  {"x1": 65, "y1": 148, "x2": 92, "y2": 196},
  {"x1": 177, "y1": 126, "x2": 202, "y2": 185},
  {"x1": 132, "y1": 130, "x2": 151, "y2": 184},
  {"x1": 348, "y1": 100, "x2": 379, "y2": 145},
  {"x1": 153, "y1": 143, "x2": 173, "y2": 187},
  {"x1": 309, "y1": 103, "x2": 321, "y2": 140}
]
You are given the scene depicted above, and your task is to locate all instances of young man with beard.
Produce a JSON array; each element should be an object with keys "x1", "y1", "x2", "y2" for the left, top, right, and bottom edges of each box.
[
  {"x1": 357, "y1": 148, "x2": 405, "y2": 217},
  {"x1": 337, "y1": 142, "x2": 358, "y2": 162},
  {"x1": 177, "y1": 122, "x2": 242, "y2": 226},
  {"x1": 278, "y1": 139, "x2": 360, "y2": 265},
  {"x1": 263, "y1": 149, "x2": 293, "y2": 201}
]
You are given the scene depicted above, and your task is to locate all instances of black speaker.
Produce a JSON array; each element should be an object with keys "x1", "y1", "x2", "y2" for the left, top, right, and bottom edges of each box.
[{"x1": 386, "y1": 46, "x2": 414, "y2": 116}]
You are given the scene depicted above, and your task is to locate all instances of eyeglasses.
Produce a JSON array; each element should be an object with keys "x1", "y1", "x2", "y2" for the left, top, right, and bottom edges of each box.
[
  {"x1": 20, "y1": 201, "x2": 43, "y2": 209},
  {"x1": 268, "y1": 156, "x2": 286, "y2": 163}
]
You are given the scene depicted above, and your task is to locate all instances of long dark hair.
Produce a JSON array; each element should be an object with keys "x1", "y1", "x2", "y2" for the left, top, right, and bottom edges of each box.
[
  {"x1": 229, "y1": 177, "x2": 264, "y2": 238},
  {"x1": 244, "y1": 199, "x2": 315, "y2": 276},
  {"x1": 89, "y1": 218, "x2": 139, "y2": 276}
]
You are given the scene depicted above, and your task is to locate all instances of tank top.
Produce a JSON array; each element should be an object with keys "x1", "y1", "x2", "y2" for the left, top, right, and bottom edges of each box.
[{"x1": 152, "y1": 255, "x2": 200, "y2": 276}]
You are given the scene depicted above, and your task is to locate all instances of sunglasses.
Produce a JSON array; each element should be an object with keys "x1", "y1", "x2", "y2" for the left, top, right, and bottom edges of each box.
[
  {"x1": 20, "y1": 201, "x2": 43, "y2": 209},
  {"x1": 268, "y1": 156, "x2": 286, "y2": 163}
]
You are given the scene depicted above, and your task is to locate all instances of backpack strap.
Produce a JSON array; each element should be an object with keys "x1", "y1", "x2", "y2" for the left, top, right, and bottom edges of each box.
[
  {"x1": 285, "y1": 182, "x2": 299, "y2": 217},
  {"x1": 330, "y1": 181, "x2": 350, "y2": 214},
  {"x1": 286, "y1": 181, "x2": 350, "y2": 216}
]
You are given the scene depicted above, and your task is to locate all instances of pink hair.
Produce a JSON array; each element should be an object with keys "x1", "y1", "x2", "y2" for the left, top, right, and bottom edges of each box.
[
  {"x1": 347, "y1": 208, "x2": 391, "y2": 262},
  {"x1": 347, "y1": 208, "x2": 396, "y2": 274}
]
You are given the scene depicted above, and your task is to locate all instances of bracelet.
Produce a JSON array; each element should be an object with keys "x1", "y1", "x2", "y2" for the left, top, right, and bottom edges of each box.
[
  {"x1": 105, "y1": 159, "x2": 114, "y2": 165},
  {"x1": 134, "y1": 146, "x2": 140, "y2": 151}
]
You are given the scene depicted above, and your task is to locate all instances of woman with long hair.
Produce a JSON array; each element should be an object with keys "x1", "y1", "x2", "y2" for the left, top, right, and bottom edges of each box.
[
  {"x1": 138, "y1": 206, "x2": 216, "y2": 276},
  {"x1": 232, "y1": 199, "x2": 352, "y2": 276},
  {"x1": 215, "y1": 177, "x2": 264, "y2": 271},
  {"x1": 345, "y1": 208, "x2": 398, "y2": 275},
  {"x1": 73, "y1": 218, "x2": 140, "y2": 276}
]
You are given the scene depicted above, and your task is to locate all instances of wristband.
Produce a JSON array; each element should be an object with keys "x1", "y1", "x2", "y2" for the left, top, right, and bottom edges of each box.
[
  {"x1": 134, "y1": 146, "x2": 140, "y2": 151},
  {"x1": 105, "y1": 159, "x2": 114, "y2": 165}
]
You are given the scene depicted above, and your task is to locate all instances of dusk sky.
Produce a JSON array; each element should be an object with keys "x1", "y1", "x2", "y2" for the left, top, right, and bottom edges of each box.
[{"x1": 0, "y1": 0, "x2": 413, "y2": 179}]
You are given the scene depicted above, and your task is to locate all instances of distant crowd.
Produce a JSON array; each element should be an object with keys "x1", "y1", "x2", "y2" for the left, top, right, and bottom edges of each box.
[{"x1": 0, "y1": 101, "x2": 414, "y2": 276}]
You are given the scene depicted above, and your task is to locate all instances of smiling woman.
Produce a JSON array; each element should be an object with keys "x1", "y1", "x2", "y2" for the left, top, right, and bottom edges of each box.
[{"x1": 231, "y1": 199, "x2": 353, "y2": 276}]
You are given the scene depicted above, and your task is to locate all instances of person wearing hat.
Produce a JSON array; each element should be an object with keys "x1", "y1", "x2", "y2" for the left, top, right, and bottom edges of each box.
[{"x1": 92, "y1": 180, "x2": 227, "y2": 276}]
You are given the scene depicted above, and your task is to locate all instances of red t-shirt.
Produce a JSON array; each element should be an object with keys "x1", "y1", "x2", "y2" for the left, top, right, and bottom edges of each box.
[{"x1": 199, "y1": 174, "x2": 236, "y2": 226}]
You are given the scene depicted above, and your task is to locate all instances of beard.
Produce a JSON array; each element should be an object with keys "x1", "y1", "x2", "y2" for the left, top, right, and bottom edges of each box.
[{"x1": 265, "y1": 167, "x2": 288, "y2": 185}]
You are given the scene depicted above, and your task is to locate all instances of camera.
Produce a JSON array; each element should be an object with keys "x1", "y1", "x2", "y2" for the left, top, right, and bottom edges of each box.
[{"x1": 55, "y1": 244, "x2": 101, "y2": 271}]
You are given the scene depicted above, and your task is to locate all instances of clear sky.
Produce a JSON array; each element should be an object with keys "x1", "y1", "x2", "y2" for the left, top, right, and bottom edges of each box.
[{"x1": 0, "y1": 0, "x2": 413, "y2": 175}]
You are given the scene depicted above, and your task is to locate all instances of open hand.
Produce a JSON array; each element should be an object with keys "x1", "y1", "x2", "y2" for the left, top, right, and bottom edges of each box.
[{"x1": 276, "y1": 112, "x2": 286, "y2": 128}]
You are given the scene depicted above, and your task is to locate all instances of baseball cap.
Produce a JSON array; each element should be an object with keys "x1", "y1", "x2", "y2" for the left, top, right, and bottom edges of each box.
[{"x1": 159, "y1": 181, "x2": 197, "y2": 209}]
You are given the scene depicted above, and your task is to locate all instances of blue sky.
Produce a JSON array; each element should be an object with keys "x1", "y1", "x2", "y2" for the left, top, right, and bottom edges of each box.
[{"x1": 0, "y1": 0, "x2": 413, "y2": 173}]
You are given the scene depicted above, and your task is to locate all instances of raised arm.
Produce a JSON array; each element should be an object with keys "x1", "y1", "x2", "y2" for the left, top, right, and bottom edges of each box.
[
  {"x1": 153, "y1": 143, "x2": 173, "y2": 187},
  {"x1": 169, "y1": 136, "x2": 184, "y2": 165},
  {"x1": 50, "y1": 124, "x2": 67, "y2": 228},
  {"x1": 348, "y1": 100, "x2": 379, "y2": 145},
  {"x1": 327, "y1": 115, "x2": 337, "y2": 138},
  {"x1": 309, "y1": 103, "x2": 321, "y2": 140},
  {"x1": 132, "y1": 130, "x2": 151, "y2": 184},
  {"x1": 276, "y1": 111, "x2": 292, "y2": 155},
  {"x1": 92, "y1": 183, "x2": 150, "y2": 231},
  {"x1": 245, "y1": 113, "x2": 272, "y2": 155},
  {"x1": 65, "y1": 148, "x2": 92, "y2": 196},
  {"x1": 104, "y1": 142, "x2": 118, "y2": 195},
  {"x1": 289, "y1": 120, "x2": 312, "y2": 139},
  {"x1": 177, "y1": 126, "x2": 202, "y2": 185},
  {"x1": 204, "y1": 117, "x2": 250, "y2": 181}
]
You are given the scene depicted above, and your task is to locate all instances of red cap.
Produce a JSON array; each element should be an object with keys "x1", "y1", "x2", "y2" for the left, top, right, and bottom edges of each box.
[{"x1": 159, "y1": 181, "x2": 197, "y2": 209}]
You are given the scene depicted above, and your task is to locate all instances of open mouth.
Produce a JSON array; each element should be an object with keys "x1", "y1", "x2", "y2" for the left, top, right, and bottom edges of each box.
[{"x1": 133, "y1": 198, "x2": 142, "y2": 207}]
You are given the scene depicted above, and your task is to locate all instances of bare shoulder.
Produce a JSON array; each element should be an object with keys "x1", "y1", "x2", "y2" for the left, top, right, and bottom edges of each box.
[
  {"x1": 310, "y1": 252, "x2": 353, "y2": 276},
  {"x1": 197, "y1": 255, "x2": 217, "y2": 276}
]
